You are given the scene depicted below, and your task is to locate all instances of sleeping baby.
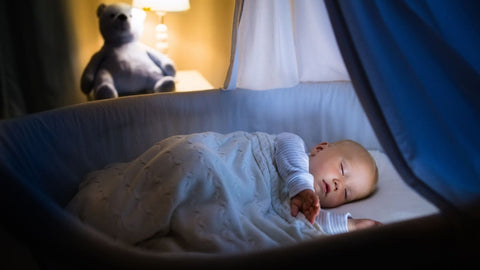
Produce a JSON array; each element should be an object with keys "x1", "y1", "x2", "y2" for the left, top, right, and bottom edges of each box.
[
  {"x1": 67, "y1": 131, "x2": 381, "y2": 253},
  {"x1": 275, "y1": 132, "x2": 381, "y2": 233}
]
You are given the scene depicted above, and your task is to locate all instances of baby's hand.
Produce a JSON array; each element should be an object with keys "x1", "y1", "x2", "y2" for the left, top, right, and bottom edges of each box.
[
  {"x1": 290, "y1": 189, "x2": 320, "y2": 224},
  {"x1": 347, "y1": 218, "x2": 382, "y2": 231}
]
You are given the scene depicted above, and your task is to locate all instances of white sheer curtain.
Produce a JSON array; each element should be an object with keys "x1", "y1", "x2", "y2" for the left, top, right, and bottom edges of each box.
[{"x1": 226, "y1": 0, "x2": 349, "y2": 90}]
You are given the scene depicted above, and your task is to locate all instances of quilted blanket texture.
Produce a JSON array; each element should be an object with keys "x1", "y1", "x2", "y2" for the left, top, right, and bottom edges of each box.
[{"x1": 66, "y1": 131, "x2": 325, "y2": 253}]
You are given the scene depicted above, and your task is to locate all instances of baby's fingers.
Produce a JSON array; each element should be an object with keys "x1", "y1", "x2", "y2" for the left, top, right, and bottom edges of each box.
[
  {"x1": 291, "y1": 203, "x2": 299, "y2": 217},
  {"x1": 304, "y1": 211, "x2": 314, "y2": 224},
  {"x1": 305, "y1": 205, "x2": 320, "y2": 224}
]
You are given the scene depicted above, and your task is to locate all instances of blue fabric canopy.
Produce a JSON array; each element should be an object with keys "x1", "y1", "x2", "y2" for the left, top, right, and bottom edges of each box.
[{"x1": 325, "y1": 0, "x2": 480, "y2": 216}]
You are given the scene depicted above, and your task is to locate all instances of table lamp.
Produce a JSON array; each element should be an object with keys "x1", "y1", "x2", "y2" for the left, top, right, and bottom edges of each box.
[{"x1": 132, "y1": 0, "x2": 190, "y2": 53}]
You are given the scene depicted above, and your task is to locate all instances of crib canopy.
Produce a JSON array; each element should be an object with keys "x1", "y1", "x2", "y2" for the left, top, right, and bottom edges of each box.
[{"x1": 226, "y1": 0, "x2": 479, "y2": 217}]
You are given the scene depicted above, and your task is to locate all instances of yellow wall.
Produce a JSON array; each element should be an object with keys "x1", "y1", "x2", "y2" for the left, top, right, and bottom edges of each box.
[{"x1": 65, "y1": 0, "x2": 234, "y2": 97}]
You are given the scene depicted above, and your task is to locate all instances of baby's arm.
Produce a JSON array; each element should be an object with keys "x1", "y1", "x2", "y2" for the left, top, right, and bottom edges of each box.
[
  {"x1": 348, "y1": 218, "x2": 382, "y2": 231},
  {"x1": 275, "y1": 132, "x2": 319, "y2": 223},
  {"x1": 317, "y1": 211, "x2": 351, "y2": 234},
  {"x1": 317, "y1": 211, "x2": 382, "y2": 234}
]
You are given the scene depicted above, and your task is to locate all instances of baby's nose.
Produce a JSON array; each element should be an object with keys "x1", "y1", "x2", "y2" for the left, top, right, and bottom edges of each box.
[{"x1": 333, "y1": 178, "x2": 343, "y2": 191}]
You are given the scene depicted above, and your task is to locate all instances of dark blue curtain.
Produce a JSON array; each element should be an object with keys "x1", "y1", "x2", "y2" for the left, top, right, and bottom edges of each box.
[
  {"x1": 0, "y1": 0, "x2": 78, "y2": 119},
  {"x1": 325, "y1": 0, "x2": 480, "y2": 217}
]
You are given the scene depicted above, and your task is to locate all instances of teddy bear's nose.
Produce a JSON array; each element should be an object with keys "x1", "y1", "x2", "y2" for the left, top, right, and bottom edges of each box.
[{"x1": 118, "y1": 14, "x2": 127, "y2": 21}]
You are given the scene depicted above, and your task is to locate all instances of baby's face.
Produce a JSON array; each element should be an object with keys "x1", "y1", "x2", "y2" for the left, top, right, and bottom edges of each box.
[{"x1": 309, "y1": 141, "x2": 376, "y2": 208}]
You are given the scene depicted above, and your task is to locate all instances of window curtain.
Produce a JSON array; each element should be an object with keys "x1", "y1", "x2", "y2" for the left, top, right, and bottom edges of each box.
[
  {"x1": 0, "y1": 0, "x2": 78, "y2": 119},
  {"x1": 325, "y1": 0, "x2": 480, "y2": 216},
  {"x1": 224, "y1": 0, "x2": 350, "y2": 90}
]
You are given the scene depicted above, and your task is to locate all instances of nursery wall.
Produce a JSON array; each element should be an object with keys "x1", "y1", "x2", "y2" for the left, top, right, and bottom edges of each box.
[
  {"x1": 66, "y1": 0, "x2": 235, "y2": 94},
  {"x1": 0, "y1": 0, "x2": 234, "y2": 119}
]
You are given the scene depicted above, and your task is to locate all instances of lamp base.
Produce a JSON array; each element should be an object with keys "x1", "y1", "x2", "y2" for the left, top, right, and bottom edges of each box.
[
  {"x1": 155, "y1": 23, "x2": 168, "y2": 53},
  {"x1": 155, "y1": 11, "x2": 168, "y2": 54}
]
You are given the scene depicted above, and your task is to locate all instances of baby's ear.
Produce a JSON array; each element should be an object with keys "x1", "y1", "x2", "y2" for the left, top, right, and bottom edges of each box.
[{"x1": 311, "y1": 142, "x2": 330, "y2": 155}]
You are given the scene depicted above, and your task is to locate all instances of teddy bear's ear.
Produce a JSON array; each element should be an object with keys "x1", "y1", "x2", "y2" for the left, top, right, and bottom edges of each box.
[{"x1": 97, "y1": 3, "x2": 106, "y2": 18}]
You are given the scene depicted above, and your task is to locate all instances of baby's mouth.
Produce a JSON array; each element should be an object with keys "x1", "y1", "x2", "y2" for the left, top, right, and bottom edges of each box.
[{"x1": 322, "y1": 180, "x2": 330, "y2": 195}]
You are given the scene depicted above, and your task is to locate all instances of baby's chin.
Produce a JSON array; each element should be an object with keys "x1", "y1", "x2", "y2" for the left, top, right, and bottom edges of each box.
[
  {"x1": 319, "y1": 199, "x2": 340, "y2": 209},
  {"x1": 319, "y1": 197, "x2": 329, "y2": 208}
]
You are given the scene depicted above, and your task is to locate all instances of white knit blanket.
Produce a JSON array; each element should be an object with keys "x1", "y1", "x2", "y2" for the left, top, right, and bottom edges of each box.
[{"x1": 66, "y1": 131, "x2": 324, "y2": 253}]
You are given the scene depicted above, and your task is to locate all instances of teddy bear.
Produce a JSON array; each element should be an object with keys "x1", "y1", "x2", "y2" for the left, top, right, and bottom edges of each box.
[{"x1": 81, "y1": 3, "x2": 176, "y2": 100}]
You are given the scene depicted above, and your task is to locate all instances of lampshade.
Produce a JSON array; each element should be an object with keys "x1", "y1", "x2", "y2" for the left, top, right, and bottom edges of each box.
[{"x1": 132, "y1": 0, "x2": 190, "y2": 12}]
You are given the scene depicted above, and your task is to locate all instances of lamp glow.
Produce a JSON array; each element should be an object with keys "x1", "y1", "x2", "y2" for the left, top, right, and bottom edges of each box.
[{"x1": 132, "y1": 0, "x2": 190, "y2": 53}]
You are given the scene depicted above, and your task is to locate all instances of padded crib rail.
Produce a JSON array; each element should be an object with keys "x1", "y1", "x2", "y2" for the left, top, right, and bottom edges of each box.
[{"x1": 0, "y1": 83, "x2": 379, "y2": 206}]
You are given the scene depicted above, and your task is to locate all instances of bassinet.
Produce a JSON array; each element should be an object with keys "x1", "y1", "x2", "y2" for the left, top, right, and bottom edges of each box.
[{"x1": 1, "y1": 82, "x2": 473, "y2": 269}]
